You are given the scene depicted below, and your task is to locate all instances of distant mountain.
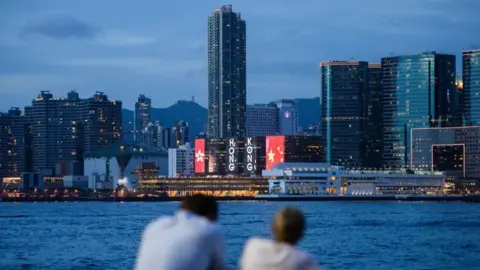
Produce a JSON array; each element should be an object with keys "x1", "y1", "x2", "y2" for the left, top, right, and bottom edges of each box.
[
  {"x1": 122, "y1": 100, "x2": 207, "y2": 143},
  {"x1": 122, "y1": 97, "x2": 321, "y2": 141}
]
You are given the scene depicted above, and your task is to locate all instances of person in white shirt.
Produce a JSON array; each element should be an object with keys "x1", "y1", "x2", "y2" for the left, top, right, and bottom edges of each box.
[
  {"x1": 239, "y1": 207, "x2": 322, "y2": 270},
  {"x1": 135, "y1": 194, "x2": 229, "y2": 270}
]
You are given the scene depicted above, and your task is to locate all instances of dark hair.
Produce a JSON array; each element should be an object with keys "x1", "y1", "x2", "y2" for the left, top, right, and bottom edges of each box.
[
  {"x1": 272, "y1": 207, "x2": 305, "y2": 245},
  {"x1": 180, "y1": 194, "x2": 218, "y2": 221}
]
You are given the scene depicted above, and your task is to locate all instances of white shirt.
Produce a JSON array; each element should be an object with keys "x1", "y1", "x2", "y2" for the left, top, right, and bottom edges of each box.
[
  {"x1": 240, "y1": 237, "x2": 322, "y2": 270},
  {"x1": 135, "y1": 210, "x2": 228, "y2": 270}
]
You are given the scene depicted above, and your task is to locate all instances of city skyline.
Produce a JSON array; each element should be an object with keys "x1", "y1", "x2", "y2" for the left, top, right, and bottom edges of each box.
[{"x1": 1, "y1": 0, "x2": 479, "y2": 111}]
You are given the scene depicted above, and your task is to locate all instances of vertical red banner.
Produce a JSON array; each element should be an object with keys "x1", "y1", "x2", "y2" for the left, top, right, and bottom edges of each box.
[
  {"x1": 194, "y1": 139, "x2": 206, "y2": 173},
  {"x1": 265, "y1": 136, "x2": 285, "y2": 170}
]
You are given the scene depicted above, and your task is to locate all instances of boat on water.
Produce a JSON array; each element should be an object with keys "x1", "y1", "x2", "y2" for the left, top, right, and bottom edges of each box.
[{"x1": 395, "y1": 195, "x2": 410, "y2": 200}]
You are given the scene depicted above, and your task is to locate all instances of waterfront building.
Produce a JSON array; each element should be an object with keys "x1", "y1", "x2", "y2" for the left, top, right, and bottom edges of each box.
[
  {"x1": 134, "y1": 175, "x2": 268, "y2": 197},
  {"x1": 84, "y1": 143, "x2": 167, "y2": 189},
  {"x1": 171, "y1": 120, "x2": 189, "y2": 147},
  {"x1": 26, "y1": 91, "x2": 85, "y2": 173},
  {"x1": 463, "y1": 49, "x2": 480, "y2": 126},
  {"x1": 82, "y1": 91, "x2": 123, "y2": 154},
  {"x1": 411, "y1": 126, "x2": 480, "y2": 179},
  {"x1": 0, "y1": 108, "x2": 32, "y2": 180},
  {"x1": 168, "y1": 143, "x2": 194, "y2": 177},
  {"x1": 262, "y1": 163, "x2": 445, "y2": 196},
  {"x1": 207, "y1": 5, "x2": 247, "y2": 138},
  {"x1": 275, "y1": 99, "x2": 299, "y2": 135},
  {"x1": 246, "y1": 103, "x2": 279, "y2": 137},
  {"x1": 381, "y1": 52, "x2": 457, "y2": 170},
  {"x1": 134, "y1": 95, "x2": 151, "y2": 141},
  {"x1": 320, "y1": 61, "x2": 368, "y2": 168},
  {"x1": 194, "y1": 136, "x2": 324, "y2": 176},
  {"x1": 365, "y1": 64, "x2": 383, "y2": 168}
]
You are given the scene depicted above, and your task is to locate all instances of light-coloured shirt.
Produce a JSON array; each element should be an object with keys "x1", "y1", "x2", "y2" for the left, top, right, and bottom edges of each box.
[
  {"x1": 135, "y1": 210, "x2": 228, "y2": 270},
  {"x1": 240, "y1": 237, "x2": 322, "y2": 270}
]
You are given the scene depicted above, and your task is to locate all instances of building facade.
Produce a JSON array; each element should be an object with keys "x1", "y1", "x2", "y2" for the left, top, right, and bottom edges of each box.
[
  {"x1": 463, "y1": 49, "x2": 480, "y2": 126},
  {"x1": 411, "y1": 126, "x2": 480, "y2": 179},
  {"x1": 207, "y1": 5, "x2": 247, "y2": 138},
  {"x1": 168, "y1": 143, "x2": 194, "y2": 177},
  {"x1": 134, "y1": 94, "x2": 151, "y2": 141},
  {"x1": 262, "y1": 163, "x2": 445, "y2": 196},
  {"x1": 275, "y1": 99, "x2": 299, "y2": 135},
  {"x1": 246, "y1": 103, "x2": 279, "y2": 137},
  {"x1": 381, "y1": 52, "x2": 457, "y2": 170},
  {"x1": 320, "y1": 61, "x2": 368, "y2": 168},
  {"x1": 172, "y1": 121, "x2": 189, "y2": 147},
  {"x1": 365, "y1": 64, "x2": 383, "y2": 168}
]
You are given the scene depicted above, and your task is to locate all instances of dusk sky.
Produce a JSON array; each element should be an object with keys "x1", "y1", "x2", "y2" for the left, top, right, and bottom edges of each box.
[{"x1": 0, "y1": 0, "x2": 479, "y2": 111}]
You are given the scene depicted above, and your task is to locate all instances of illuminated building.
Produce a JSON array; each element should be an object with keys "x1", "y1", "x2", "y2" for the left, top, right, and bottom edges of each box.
[
  {"x1": 135, "y1": 175, "x2": 269, "y2": 197},
  {"x1": 26, "y1": 91, "x2": 84, "y2": 173},
  {"x1": 135, "y1": 162, "x2": 161, "y2": 191},
  {"x1": 195, "y1": 136, "x2": 324, "y2": 176},
  {"x1": 84, "y1": 143, "x2": 168, "y2": 189},
  {"x1": 411, "y1": 126, "x2": 480, "y2": 179},
  {"x1": 275, "y1": 99, "x2": 299, "y2": 135},
  {"x1": 262, "y1": 163, "x2": 445, "y2": 196},
  {"x1": 83, "y1": 92, "x2": 122, "y2": 153},
  {"x1": 246, "y1": 103, "x2": 279, "y2": 137},
  {"x1": 381, "y1": 52, "x2": 457, "y2": 170},
  {"x1": 172, "y1": 121, "x2": 189, "y2": 147},
  {"x1": 134, "y1": 94, "x2": 151, "y2": 141},
  {"x1": 365, "y1": 64, "x2": 383, "y2": 168},
  {"x1": 168, "y1": 143, "x2": 194, "y2": 177},
  {"x1": 265, "y1": 136, "x2": 325, "y2": 170},
  {"x1": 0, "y1": 107, "x2": 32, "y2": 179},
  {"x1": 207, "y1": 5, "x2": 247, "y2": 138},
  {"x1": 463, "y1": 49, "x2": 480, "y2": 126},
  {"x1": 321, "y1": 61, "x2": 369, "y2": 168}
]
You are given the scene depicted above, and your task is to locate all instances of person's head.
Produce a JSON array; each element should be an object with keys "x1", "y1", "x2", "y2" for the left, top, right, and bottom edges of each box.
[
  {"x1": 271, "y1": 207, "x2": 306, "y2": 245},
  {"x1": 180, "y1": 194, "x2": 219, "y2": 221}
]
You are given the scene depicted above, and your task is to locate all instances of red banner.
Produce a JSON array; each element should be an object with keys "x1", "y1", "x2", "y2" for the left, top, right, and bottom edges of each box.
[
  {"x1": 194, "y1": 139, "x2": 206, "y2": 173},
  {"x1": 266, "y1": 136, "x2": 285, "y2": 170}
]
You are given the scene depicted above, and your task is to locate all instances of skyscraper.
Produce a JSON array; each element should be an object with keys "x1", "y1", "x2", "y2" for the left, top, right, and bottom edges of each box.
[
  {"x1": 275, "y1": 99, "x2": 299, "y2": 135},
  {"x1": 172, "y1": 121, "x2": 189, "y2": 147},
  {"x1": 83, "y1": 91, "x2": 123, "y2": 153},
  {"x1": 463, "y1": 49, "x2": 480, "y2": 126},
  {"x1": 365, "y1": 64, "x2": 383, "y2": 168},
  {"x1": 321, "y1": 61, "x2": 369, "y2": 168},
  {"x1": 246, "y1": 103, "x2": 279, "y2": 137},
  {"x1": 381, "y1": 52, "x2": 456, "y2": 169},
  {"x1": 207, "y1": 5, "x2": 247, "y2": 139},
  {"x1": 135, "y1": 94, "x2": 151, "y2": 141}
]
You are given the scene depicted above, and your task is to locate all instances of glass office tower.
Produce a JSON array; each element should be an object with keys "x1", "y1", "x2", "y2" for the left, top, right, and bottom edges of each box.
[
  {"x1": 321, "y1": 61, "x2": 368, "y2": 168},
  {"x1": 207, "y1": 5, "x2": 247, "y2": 139},
  {"x1": 463, "y1": 49, "x2": 480, "y2": 126},
  {"x1": 381, "y1": 52, "x2": 456, "y2": 169}
]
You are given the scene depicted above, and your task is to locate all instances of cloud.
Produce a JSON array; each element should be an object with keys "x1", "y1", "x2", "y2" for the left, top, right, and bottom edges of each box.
[
  {"x1": 96, "y1": 31, "x2": 157, "y2": 46},
  {"x1": 19, "y1": 14, "x2": 101, "y2": 39},
  {"x1": 54, "y1": 57, "x2": 205, "y2": 77}
]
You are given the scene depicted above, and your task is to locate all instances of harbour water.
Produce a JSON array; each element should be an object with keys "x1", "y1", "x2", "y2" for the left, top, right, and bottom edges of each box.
[{"x1": 1, "y1": 201, "x2": 479, "y2": 270}]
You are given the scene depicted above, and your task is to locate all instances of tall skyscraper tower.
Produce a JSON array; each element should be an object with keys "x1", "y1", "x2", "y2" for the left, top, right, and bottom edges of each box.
[
  {"x1": 320, "y1": 61, "x2": 369, "y2": 168},
  {"x1": 207, "y1": 5, "x2": 247, "y2": 139},
  {"x1": 381, "y1": 52, "x2": 456, "y2": 169},
  {"x1": 275, "y1": 99, "x2": 299, "y2": 135},
  {"x1": 463, "y1": 49, "x2": 480, "y2": 126},
  {"x1": 135, "y1": 94, "x2": 151, "y2": 141},
  {"x1": 172, "y1": 120, "x2": 189, "y2": 147}
]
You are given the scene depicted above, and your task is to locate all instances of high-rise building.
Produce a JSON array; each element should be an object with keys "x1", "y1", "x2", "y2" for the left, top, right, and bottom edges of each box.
[
  {"x1": 463, "y1": 49, "x2": 480, "y2": 126},
  {"x1": 365, "y1": 63, "x2": 383, "y2": 168},
  {"x1": 27, "y1": 91, "x2": 84, "y2": 173},
  {"x1": 381, "y1": 52, "x2": 457, "y2": 169},
  {"x1": 0, "y1": 108, "x2": 32, "y2": 179},
  {"x1": 135, "y1": 95, "x2": 151, "y2": 141},
  {"x1": 172, "y1": 121, "x2": 189, "y2": 147},
  {"x1": 207, "y1": 5, "x2": 247, "y2": 139},
  {"x1": 168, "y1": 143, "x2": 194, "y2": 177},
  {"x1": 320, "y1": 61, "x2": 369, "y2": 168},
  {"x1": 83, "y1": 92, "x2": 123, "y2": 154},
  {"x1": 275, "y1": 99, "x2": 299, "y2": 135},
  {"x1": 246, "y1": 104, "x2": 279, "y2": 137}
]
